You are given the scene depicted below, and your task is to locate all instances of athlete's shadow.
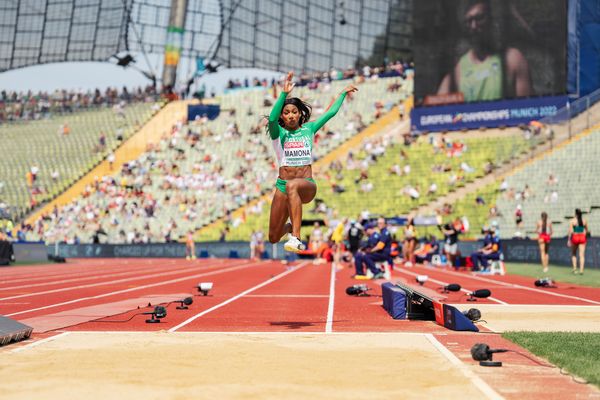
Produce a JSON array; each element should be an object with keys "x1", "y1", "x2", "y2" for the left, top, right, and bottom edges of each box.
[
  {"x1": 269, "y1": 321, "x2": 315, "y2": 329},
  {"x1": 269, "y1": 320, "x2": 350, "y2": 329}
]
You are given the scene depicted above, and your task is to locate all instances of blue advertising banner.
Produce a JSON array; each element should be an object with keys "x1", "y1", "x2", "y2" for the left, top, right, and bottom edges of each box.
[
  {"x1": 411, "y1": 96, "x2": 568, "y2": 131},
  {"x1": 187, "y1": 104, "x2": 221, "y2": 121}
]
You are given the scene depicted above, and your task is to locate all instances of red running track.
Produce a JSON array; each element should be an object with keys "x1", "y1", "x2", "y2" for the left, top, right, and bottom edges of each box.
[
  {"x1": 2, "y1": 258, "x2": 599, "y2": 400},
  {"x1": 392, "y1": 264, "x2": 600, "y2": 305},
  {"x1": 1, "y1": 258, "x2": 599, "y2": 335}
]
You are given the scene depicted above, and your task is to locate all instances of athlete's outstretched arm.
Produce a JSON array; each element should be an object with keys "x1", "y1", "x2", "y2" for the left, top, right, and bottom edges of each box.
[
  {"x1": 311, "y1": 84, "x2": 357, "y2": 132},
  {"x1": 268, "y1": 71, "x2": 295, "y2": 139},
  {"x1": 268, "y1": 92, "x2": 286, "y2": 139}
]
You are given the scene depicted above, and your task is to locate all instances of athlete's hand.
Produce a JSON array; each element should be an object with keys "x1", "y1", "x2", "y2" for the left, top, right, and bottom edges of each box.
[
  {"x1": 282, "y1": 71, "x2": 295, "y2": 94},
  {"x1": 342, "y1": 84, "x2": 358, "y2": 94}
]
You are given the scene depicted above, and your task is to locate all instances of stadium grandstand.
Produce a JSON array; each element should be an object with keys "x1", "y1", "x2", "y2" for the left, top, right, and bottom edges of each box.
[
  {"x1": 1, "y1": 1, "x2": 600, "y2": 399},
  {"x1": 0, "y1": 88, "x2": 162, "y2": 221},
  {"x1": 21, "y1": 71, "x2": 410, "y2": 243}
]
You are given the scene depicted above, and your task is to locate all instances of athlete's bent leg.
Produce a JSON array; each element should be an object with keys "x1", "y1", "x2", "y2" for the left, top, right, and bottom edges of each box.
[
  {"x1": 268, "y1": 190, "x2": 291, "y2": 244},
  {"x1": 285, "y1": 179, "x2": 317, "y2": 239}
]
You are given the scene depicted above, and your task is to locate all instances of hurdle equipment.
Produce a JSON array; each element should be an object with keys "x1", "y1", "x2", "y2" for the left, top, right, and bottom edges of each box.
[{"x1": 0, "y1": 316, "x2": 33, "y2": 346}]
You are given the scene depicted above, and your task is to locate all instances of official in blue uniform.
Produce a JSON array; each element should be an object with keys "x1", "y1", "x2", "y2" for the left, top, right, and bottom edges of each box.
[
  {"x1": 354, "y1": 224, "x2": 381, "y2": 277},
  {"x1": 363, "y1": 218, "x2": 392, "y2": 277},
  {"x1": 471, "y1": 226, "x2": 501, "y2": 271}
]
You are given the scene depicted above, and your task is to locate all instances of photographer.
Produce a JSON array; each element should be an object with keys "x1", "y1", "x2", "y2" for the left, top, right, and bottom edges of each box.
[
  {"x1": 353, "y1": 223, "x2": 384, "y2": 279},
  {"x1": 0, "y1": 230, "x2": 15, "y2": 265},
  {"x1": 439, "y1": 218, "x2": 461, "y2": 267},
  {"x1": 414, "y1": 235, "x2": 440, "y2": 265},
  {"x1": 346, "y1": 219, "x2": 364, "y2": 259}
]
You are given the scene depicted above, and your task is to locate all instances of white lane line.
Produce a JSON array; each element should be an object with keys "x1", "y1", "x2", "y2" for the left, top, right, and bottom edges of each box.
[
  {"x1": 6, "y1": 261, "x2": 258, "y2": 317},
  {"x1": 425, "y1": 334, "x2": 504, "y2": 400},
  {"x1": 168, "y1": 261, "x2": 309, "y2": 332},
  {"x1": 68, "y1": 331, "x2": 426, "y2": 335},
  {"x1": 394, "y1": 267, "x2": 509, "y2": 305},
  {"x1": 429, "y1": 268, "x2": 600, "y2": 305},
  {"x1": 0, "y1": 263, "x2": 195, "y2": 292},
  {"x1": 0, "y1": 259, "x2": 227, "y2": 290},
  {"x1": 0, "y1": 260, "x2": 247, "y2": 301},
  {"x1": 244, "y1": 294, "x2": 329, "y2": 298},
  {"x1": 448, "y1": 304, "x2": 600, "y2": 309},
  {"x1": 10, "y1": 332, "x2": 71, "y2": 353},
  {"x1": 0, "y1": 261, "x2": 195, "y2": 284},
  {"x1": 325, "y1": 262, "x2": 336, "y2": 334}
]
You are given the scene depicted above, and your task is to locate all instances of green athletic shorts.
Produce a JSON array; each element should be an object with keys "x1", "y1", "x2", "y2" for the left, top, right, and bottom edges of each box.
[{"x1": 276, "y1": 177, "x2": 316, "y2": 194}]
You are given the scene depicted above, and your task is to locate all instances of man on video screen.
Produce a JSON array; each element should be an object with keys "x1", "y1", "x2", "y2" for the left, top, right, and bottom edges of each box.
[{"x1": 437, "y1": 0, "x2": 533, "y2": 102}]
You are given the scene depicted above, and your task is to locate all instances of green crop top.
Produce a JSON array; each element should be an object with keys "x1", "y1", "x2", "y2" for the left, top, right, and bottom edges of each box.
[{"x1": 268, "y1": 91, "x2": 346, "y2": 167}]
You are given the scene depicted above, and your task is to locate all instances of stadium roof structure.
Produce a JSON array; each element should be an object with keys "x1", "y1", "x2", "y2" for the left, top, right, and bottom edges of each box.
[
  {"x1": 215, "y1": 0, "x2": 412, "y2": 72},
  {"x1": 0, "y1": 0, "x2": 132, "y2": 72},
  {"x1": 0, "y1": 0, "x2": 411, "y2": 75}
]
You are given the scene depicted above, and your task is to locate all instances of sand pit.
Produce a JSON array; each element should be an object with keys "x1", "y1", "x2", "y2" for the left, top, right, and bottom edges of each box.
[
  {"x1": 0, "y1": 332, "x2": 496, "y2": 400},
  {"x1": 463, "y1": 305, "x2": 600, "y2": 332}
]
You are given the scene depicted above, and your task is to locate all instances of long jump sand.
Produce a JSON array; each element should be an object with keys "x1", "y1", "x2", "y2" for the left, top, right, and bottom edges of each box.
[
  {"x1": 0, "y1": 332, "x2": 494, "y2": 400},
  {"x1": 459, "y1": 305, "x2": 600, "y2": 332}
]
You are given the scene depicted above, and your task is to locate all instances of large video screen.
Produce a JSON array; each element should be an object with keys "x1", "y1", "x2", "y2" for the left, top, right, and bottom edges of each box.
[{"x1": 413, "y1": 0, "x2": 567, "y2": 106}]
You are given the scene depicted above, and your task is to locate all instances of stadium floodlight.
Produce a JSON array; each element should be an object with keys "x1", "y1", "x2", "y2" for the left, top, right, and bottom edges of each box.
[{"x1": 115, "y1": 54, "x2": 135, "y2": 67}]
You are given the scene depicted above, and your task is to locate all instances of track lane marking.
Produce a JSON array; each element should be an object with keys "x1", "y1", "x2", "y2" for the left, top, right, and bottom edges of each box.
[
  {"x1": 0, "y1": 260, "x2": 247, "y2": 301},
  {"x1": 0, "y1": 260, "x2": 198, "y2": 284},
  {"x1": 0, "y1": 260, "x2": 210, "y2": 284},
  {"x1": 423, "y1": 267, "x2": 600, "y2": 305},
  {"x1": 168, "y1": 261, "x2": 310, "y2": 332},
  {"x1": 244, "y1": 294, "x2": 329, "y2": 298},
  {"x1": 65, "y1": 331, "x2": 430, "y2": 335},
  {"x1": 325, "y1": 262, "x2": 336, "y2": 333},
  {"x1": 449, "y1": 304, "x2": 600, "y2": 308},
  {"x1": 5, "y1": 261, "x2": 261, "y2": 317},
  {"x1": 0, "y1": 263, "x2": 206, "y2": 292},
  {"x1": 393, "y1": 267, "x2": 509, "y2": 305},
  {"x1": 425, "y1": 334, "x2": 504, "y2": 400},
  {"x1": 0, "y1": 258, "x2": 220, "y2": 285},
  {"x1": 9, "y1": 332, "x2": 72, "y2": 353}
]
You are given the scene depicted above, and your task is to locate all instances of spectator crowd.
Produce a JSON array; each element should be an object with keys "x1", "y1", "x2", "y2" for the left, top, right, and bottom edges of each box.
[{"x1": 0, "y1": 85, "x2": 158, "y2": 123}]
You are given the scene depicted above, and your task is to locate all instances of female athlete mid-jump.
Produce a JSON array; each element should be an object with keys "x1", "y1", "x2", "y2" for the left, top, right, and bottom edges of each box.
[{"x1": 267, "y1": 71, "x2": 357, "y2": 252}]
